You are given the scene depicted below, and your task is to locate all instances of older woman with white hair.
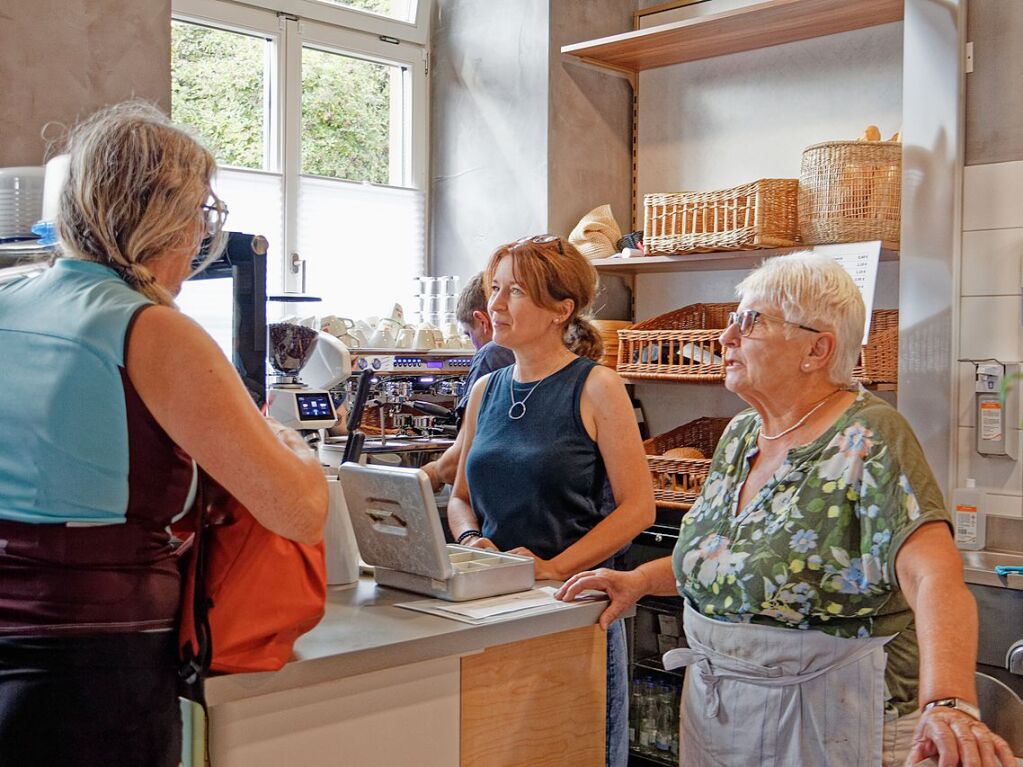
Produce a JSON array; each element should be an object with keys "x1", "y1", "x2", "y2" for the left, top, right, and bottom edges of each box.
[{"x1": 558, "y1": 253, "x2": 1015, "y2": 767}]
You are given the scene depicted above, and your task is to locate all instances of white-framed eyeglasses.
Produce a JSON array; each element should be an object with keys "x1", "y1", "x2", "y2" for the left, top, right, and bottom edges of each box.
[
  {"x1": 727, "y1": 309, "x2": 821, "y2": 337},
  {"x1": 201, "y1": 200, "x2": 229, "y2": 236}
]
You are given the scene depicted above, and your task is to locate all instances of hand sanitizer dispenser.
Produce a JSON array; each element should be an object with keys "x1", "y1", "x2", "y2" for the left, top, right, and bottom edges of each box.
[{"x1": 975, "y1": 362, "x2": 1018, "y2": 459}]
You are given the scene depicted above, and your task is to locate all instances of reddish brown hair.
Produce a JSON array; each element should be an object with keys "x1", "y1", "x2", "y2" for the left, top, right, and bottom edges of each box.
[{"x1": 483, "y1": 235, "x2": 603, "y2": 360}]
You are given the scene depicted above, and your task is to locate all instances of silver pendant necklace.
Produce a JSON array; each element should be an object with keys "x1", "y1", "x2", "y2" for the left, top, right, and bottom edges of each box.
[
  {"x1": 759, "y1": 389, "x2": 842, "y2": 441},
  {"x1": 507, "y1": 366, "x2": 550, "y2": 420}
]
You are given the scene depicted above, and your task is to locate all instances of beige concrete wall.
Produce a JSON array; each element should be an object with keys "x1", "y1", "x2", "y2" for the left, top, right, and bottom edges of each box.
[
  {"x1": 0, "y1": 0, "x2": 170, "y2": 167},
  {"x1": 430, "y1": 0, "x2": 636, "y2": 283},
  {"x1": 429, "y1": 0, "x2": 550, "y2": 280},
  {"x1": 965, "y1": 0, "x2": 1023, "y2": 166},
  {"x1": 547, "y1": 0, "x2": 634, "y2": 240}
]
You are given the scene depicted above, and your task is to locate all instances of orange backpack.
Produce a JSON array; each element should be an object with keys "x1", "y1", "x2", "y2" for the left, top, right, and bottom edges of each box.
[{"x1": 177, "y1": 472, "x2": 326, "y2": 689}]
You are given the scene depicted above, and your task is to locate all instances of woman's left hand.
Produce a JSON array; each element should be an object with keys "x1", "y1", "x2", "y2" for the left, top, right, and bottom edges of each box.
[
  {"x1": 508, "y1": 547, "x2": 560, "y2": 580},
  {"x1": 906, "y1": 707, "x2": 1016, "y2": 767}
]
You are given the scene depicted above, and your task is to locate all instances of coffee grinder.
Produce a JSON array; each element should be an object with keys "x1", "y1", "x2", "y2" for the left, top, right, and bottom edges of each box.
[{"x1": 266, "y1": 322, "x2": 347, "y2": 431}]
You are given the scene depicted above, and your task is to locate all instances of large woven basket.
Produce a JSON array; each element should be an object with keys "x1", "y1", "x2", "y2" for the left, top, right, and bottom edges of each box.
[
  {"x1": 852, "y1": 309, "x2": 898, "y2": 385},
  {"x1": 798, "y1": 140, "x2": 901, "y2": 249},
  {"x1": 616, "y1": 302, "x2": 736, "y2": 381},
  {"x1": 643, "y1": 179, "x2": 799, "y2": 255},
  {"x1": 644, "y1": 417, "x2": 731, "y2": 510}
]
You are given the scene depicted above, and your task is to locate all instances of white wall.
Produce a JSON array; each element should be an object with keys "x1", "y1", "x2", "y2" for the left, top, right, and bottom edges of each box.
[{"x1": 957, "y1": 160, "x2": 1023, "y2": 518}]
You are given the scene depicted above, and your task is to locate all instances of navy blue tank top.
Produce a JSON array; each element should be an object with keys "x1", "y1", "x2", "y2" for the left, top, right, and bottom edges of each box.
[{"x1": 465, "y1": 356, "x2": 608, "y2": 561}]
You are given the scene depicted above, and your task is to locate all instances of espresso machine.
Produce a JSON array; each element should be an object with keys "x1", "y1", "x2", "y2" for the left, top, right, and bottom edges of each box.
[
  {"x1": 266, "y1": 322, "x2": 350, "y2": 432},
  {"x1": 318, "y1": 350, "x2": 470, "y2": 469}
]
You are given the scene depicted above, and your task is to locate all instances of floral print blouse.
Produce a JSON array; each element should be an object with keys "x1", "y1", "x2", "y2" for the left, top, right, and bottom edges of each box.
[{"x1": 671, "y1": 388, "x2": 951, "y2": 714}]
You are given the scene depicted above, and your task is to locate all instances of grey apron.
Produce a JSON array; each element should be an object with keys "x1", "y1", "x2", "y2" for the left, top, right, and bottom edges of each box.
[{"x1": 663, "y1": 601, "x2": 893, "y2": 767}]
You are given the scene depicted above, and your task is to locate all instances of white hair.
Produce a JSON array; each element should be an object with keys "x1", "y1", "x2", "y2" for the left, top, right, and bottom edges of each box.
[{"x1": 735, "y1": 251, "x2": 865, "y2": 385}]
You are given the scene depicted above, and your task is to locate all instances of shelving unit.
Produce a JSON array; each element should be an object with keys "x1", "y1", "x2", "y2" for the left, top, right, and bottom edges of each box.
[
  {"x1": 591, "y1": 246, "x2": 899, "y2": 275},
  {"x1": 564, "y1": 11, "x2": 927, "y2": 753},
  {"x1": 561, "y1": 0, "x2": 903, "y2": 74}
]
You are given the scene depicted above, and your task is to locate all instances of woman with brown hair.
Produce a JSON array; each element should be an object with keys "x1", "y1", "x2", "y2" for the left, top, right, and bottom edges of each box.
[
  {"x1": 0, "y1": 102, "x2": 326, "y2": 766},
  {"x1": 447, "y1": 234, "x2": 655, "y2": 766}
]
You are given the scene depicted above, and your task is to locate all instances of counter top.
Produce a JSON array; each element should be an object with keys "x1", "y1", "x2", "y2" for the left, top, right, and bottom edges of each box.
[
  {"x1": 961, "y1": 550, "x2": 1023, "y2": 590},
  {"x1": 204, "y1": 577, "x2": 614, "y2": 705}
]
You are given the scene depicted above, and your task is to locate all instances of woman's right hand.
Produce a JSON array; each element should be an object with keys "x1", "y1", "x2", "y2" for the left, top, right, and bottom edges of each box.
[
  {"x1": 555, "y1": 568, "x2": 649, "y2": 629},
  {"x1": 467, "y1": 536, "x2": 498, "y2": 551}
]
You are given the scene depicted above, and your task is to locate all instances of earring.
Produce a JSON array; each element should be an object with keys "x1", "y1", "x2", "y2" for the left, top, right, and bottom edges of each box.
[{"x1": 801, "y1": 363, "x2": 810, "y2": 370}]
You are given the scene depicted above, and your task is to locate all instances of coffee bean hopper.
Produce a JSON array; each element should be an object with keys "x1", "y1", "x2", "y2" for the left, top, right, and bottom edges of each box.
[{"x1": 266, "y1": 321, "x2": 349, "y2": 431}]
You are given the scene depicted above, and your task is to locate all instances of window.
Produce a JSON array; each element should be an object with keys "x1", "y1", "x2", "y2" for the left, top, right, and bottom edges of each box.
[
  {"x1": 300, "y1": 47, "x2": 398, "y2": 183},
  {"x1": 171, "y1": 21, "x2": 270, "y2": 170},
  {"x1": 171, "y1": 0, "x2": 429, "y2": 319},
  {"x1": 318, "y1": 0, "x2": 418, "y2": 23}
]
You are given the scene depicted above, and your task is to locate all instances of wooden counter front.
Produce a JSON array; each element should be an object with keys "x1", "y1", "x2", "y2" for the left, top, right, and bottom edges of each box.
[{"x1": 461, "y1": 624, "x2": 606, "y2": 767}]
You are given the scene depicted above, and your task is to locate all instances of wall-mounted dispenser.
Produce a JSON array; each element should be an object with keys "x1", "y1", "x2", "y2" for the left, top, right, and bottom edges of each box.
[{"x1": 975, "y1": 361, "x2": 1019, "y2": 459}]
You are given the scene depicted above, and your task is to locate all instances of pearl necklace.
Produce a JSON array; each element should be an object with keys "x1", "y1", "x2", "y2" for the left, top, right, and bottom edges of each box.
[{"x1": 759, "y1": 389, "x2": 843, "y2": 441}]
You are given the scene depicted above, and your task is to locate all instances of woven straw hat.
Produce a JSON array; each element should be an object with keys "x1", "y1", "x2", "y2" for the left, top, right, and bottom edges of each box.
[{"x1": 569, "y1": 204, "x2": 623, "y2": 260}]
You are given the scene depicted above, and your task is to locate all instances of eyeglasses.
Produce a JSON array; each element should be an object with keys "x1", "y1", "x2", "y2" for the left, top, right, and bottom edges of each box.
[
  {"x1": 726, "y1": 309, "x2": 821, "y2": 337},
  {"x1": 513, "y1": 234, "x2": 565, "y2": 256},
  {"x1": 201, "y1": 200, "x2": 229, "y2": 236}
]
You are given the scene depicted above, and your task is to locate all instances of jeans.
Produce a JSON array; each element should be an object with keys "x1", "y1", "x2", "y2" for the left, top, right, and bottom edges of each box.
[{"x1": 606, "y1": 619, "x2": 628, "y2": 767}]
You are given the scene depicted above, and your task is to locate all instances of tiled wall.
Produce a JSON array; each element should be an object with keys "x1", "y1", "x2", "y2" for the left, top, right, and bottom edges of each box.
[{"x1": 958, "y1": 160, "x2": 1023, "y2": 519}]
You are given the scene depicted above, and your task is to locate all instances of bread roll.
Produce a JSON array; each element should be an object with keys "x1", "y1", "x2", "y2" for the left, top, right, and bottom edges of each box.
[
  {"x1": 860, "y1": 125, "x2": 881, "y2": 141},
  {"x1": 663, "y1": 447, "x2": 705, "y2": 460}
]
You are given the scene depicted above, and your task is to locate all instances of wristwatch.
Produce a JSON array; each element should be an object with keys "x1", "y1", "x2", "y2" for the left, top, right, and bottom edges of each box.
[{"x1": 923, "y1": 697, "x2": 981, "y2": 721}]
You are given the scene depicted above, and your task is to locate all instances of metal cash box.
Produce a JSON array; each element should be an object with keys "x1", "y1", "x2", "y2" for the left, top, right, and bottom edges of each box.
[{"x1": 338, "y1": 463, "x2": 534, "y2": 601}]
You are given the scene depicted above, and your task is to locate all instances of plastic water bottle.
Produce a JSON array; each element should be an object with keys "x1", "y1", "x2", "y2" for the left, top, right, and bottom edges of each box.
[
  {"x1": 639, "y1": 679, "x2": 657, "y2": 754},
  {"x1": 628, "y1": 679, "x2": 642, "y2": 747},
  {"x1": 953, "y1": 478, "x2": 986, "y2": 551},
  {"x1": 655, "y1": 682, "x2": 674, "y2": 754}
]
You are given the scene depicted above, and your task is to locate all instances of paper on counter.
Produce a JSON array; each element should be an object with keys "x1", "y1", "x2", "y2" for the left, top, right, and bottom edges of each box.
[{"x1": 395, "y1": 586, "x2": 605, "y2": 625}]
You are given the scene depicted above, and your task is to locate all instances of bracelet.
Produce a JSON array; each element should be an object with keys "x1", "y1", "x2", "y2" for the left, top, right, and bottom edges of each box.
[{"x1": 457, "y1": 529, "x2": 482, "y2": 545}]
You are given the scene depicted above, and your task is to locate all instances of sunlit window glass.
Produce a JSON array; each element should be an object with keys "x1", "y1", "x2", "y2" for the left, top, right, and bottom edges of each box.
[
  {"x1": 171, "y1": 20, "x2": 270, "y2": 170},
  {"x1": 302, "y1": 47, "x2": 403, "y2": 184}
]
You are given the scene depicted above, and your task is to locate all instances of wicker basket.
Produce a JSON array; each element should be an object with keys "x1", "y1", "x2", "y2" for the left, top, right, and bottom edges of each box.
[
  {"x1": 798, "y1": 140, "x2": 901, "y2": 249},
  {"x1": 643, "y1": 179, "x2": 799, "y2": 255},
  {"x1": 644, "y1": 417, "x2": 732, "y2": 510},
  {"x1": 592, "y1": 320, "x2": 632, "y2": 369},
  {"x1": 616, "y1": 302, "x2": 737, "y2": 381},
  {"x1": 852, "y1": 309, "x2": 898, "y2": 385}
]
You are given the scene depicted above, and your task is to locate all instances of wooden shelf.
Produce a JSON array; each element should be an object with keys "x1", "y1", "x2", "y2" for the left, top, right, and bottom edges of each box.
[
  {"x1": 592, "y1": 246, "x2": 899, "y2": 275},
  {"x1": 561, "y1": 0, "x2": 903, "y2": 73}
]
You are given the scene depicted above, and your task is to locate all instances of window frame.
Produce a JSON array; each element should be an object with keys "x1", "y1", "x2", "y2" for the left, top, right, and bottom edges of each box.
[
  {"x1": 232, "y1": 0, "x2": 429, "y2": 45},
  {"x1": 171, "y1": 0, "x2": 430, "y2": 292}
]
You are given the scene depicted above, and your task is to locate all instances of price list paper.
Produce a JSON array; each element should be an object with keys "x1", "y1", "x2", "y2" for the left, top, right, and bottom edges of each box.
[{"x1": 813, "y1": 241, "x2": 881, "y2": 344}]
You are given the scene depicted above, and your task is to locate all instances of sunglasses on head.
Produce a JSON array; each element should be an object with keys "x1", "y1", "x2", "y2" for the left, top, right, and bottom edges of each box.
[{"x1": 513, "y1": 234, "x2": 565, "y2": 256}]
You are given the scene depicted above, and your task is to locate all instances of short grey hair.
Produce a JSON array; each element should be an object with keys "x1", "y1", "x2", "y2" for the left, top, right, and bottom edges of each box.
[
  {"x1": 735, "y1": 252, "x2": 865, "y2": 385},
  {"x1": 57, "y1": 101, "x2": 223, "y2": 307}
]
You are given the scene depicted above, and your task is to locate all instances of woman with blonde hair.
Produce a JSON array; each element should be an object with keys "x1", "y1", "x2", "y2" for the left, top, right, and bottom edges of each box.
[
  {"x1": 558, "y1": 252, "x2": 1015, "y2": 767},
  {"x1": 0, "y1": 102, "x2": 326, "y2": 766},
  {"x1": 447, "y1": 234, "x2": 655, "y2": 766}
]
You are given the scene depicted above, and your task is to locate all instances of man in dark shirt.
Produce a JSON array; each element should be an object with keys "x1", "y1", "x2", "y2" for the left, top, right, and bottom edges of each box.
[{"x1": 421, "y1": 273, "x2": 513, "y2": 490}]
